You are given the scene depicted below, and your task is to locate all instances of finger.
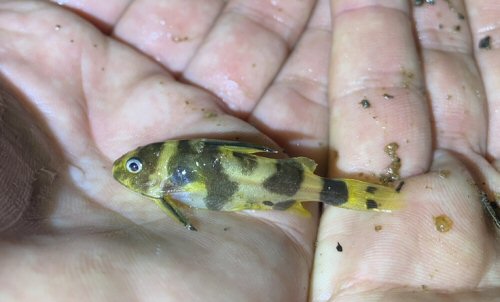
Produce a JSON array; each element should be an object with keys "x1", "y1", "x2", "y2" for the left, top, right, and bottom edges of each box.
[
  {"x1": 249, "y1": 0, "x2": 331, "y2": 170},
  {"x1": 312, "y1": 150, "x2": 494, "y2": 299},
  {"x1": 183, "y1": 0, "x2": 317, "y2": 116},
  {"x1": 412, "y1": 1, "x2": 500, "y2": 216},
  {"x1": 414, "y1": 1, "x2": 487, "y2": 157},
  {"x1": 112, "y1": 0, "x2": 225, "y2": 72},
  {"x1": 48, "y1": 0, "x2": 131, "y2": 32},
  {"x1": 247, "y1": 0, "x2": 331, "y2": 249},
  {"x1": 52, "y1": 0, "x2": 225, "y2": 73},
  {"x1": 465, "y1": 0, "x2": 500, "y2": 167},
  {"x1": 465, "y1": 0, "x2": 500, "y2": 211},
  {"x1": 329, "y1": 0, "x2": 432, "y2": 179}
]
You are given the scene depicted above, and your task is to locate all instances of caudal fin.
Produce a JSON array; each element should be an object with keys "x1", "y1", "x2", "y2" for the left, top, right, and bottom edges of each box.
[{"x1": 320, "y1": 178, "x2": 403, "y2": 212}]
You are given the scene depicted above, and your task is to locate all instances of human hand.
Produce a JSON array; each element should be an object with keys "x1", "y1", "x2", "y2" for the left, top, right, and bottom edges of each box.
[
  {"x1": 312, "y1": 1, "x2": 500, "y2": 300},
  {"x1": 1, "y1": 0, "x2": 499, "y2": 301},
  {"x1": 0, "y1": 0, "x2": 326, "y2": 301}
]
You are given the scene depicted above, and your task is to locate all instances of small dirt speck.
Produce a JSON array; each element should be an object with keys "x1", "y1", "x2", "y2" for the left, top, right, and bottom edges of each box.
[
  {"x1": 434, "y1": 214, "x2": 453, "y2": 232},
  {"x1": 401, "y1": 69, "x2": 415, "y2": 88},
  {"x1": 395, "y1": 181, "x2": 405, "y2": 193},
  {"x1": 360, "y1": 98, "x2": 370, "y2": 108},
  {"x1": 336, "y1": 242, "x2": 343, "y2": 252},
  {"x1": 454, "y1": 25, "x2": 461, "y2": 31},
  {"x1": 479, "y1": 36, "x2": 491, "y2": 49},
  {"x1": 383, "y1": 93, "x2": 394, "y2": 100},
  {"x1": 374, "y1": 225, "x2": 383, "y2": 232},
  {"x1": 438, "y1": 169, "x2": 451, "y2": 178},
  {"x1": 204, "y1": 111, "x2": 218, "y2": 118},
  {"x1": 172, "y1": 35, "x2": 189, "y2": 43},
  {"x1": 480, "y1": 191, "x2": 500, "y2": 229},
  {"x1": 380, "y1": 142, "x2": 401, "y2": 184}
]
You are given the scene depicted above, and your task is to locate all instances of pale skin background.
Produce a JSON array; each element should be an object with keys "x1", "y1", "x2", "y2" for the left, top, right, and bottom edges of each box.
[{"x1": 0, "y1": 0, "x2": 499, "y2": 301}]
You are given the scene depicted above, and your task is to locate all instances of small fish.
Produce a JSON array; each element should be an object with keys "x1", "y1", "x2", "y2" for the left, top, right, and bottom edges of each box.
[{"x1": 112, "y1": 139, "x2": 404, "y2": 231}]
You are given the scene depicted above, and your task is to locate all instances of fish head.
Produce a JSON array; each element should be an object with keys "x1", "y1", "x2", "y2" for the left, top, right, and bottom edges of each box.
[{"x1": 112, "y1": 142, "x2": 166, "y2": 198}]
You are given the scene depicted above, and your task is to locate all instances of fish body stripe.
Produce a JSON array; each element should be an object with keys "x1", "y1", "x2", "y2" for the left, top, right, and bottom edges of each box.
[
  {"x1": 263, "y1": 160, "x2": 304, "y2": 196},
  {"x1": 366, "y1": 199, "x2": 378, "y2": 209},
  {"x1": 132, "y1": 142, "x2": 164, "y2": 195},
  {"x1": 319, "y1": 178, "x2": 348, "y2": 205},
  {"x1": 166, "y1": 140, "x2": 239, "y2": 210},
  {"x1": 232, "y1": 151, "x2": 258, "y2": 175}
]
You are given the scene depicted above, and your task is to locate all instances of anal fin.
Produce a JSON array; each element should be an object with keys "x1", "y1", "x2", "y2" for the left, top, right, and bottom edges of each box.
[{"x1": 272, "y1": 200, "x2": 311, "y2": 217}]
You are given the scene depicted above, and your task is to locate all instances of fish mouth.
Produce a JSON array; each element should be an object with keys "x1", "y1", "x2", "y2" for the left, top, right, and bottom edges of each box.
[{"x1": 111, "y1": 161, "x2": 122, "y2": 181}]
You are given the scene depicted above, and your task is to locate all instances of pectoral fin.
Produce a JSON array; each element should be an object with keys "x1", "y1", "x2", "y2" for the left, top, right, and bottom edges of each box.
[{"x1": 153, "y1": 196, "x2": 197, "y2": 231}]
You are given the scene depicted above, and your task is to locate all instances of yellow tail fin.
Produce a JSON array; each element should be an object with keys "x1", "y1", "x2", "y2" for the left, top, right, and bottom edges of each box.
[{"x1": 331, "y1": 179, "x2": 404, "y2": 212}]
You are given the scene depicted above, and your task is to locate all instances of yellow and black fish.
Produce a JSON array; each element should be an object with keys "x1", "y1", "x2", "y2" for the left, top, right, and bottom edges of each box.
[{"x1": 112, "y1": 139, "x2": 403, "y2": 231}]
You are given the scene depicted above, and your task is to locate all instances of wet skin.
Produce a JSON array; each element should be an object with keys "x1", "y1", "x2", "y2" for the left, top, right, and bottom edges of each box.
[{"x1": 0, "y1": 1, "x2": 500, "y2": 301}]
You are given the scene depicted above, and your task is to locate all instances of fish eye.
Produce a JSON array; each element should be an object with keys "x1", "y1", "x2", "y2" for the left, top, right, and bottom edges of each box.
[{"x1": 126, "y1": 157, "x2": 143, "y2": 174}]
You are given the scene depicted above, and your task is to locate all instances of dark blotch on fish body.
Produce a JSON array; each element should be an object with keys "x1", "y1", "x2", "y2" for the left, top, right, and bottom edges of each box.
[
  {"x1": 134, "y1": 142, "x2": 164, "y2": 188},
  {"x1": 366, "y1": 199, "x2": 378, "y2": 209},
  {"x1": 263, "y1": 160, "x2": 304, "y2": 196},
  {"x1": 320, "y1": 179, "x2": 348, "y2": 206},
  {"x1": 168, "y1": 140, "x2": 239, "y2": 211},
  {"x1": 232, "y1": 152, "x2": 258, "y2": 175},
  {"x1": 366, "y1": 186, "x2": 378, "y2": 194},
  {"x1": 263, "y1": 200, "x2": 274, "y2": 206}
]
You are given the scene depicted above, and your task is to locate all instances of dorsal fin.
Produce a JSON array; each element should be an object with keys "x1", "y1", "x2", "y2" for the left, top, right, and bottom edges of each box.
[
  {"x1": 293, "y1": 156, "x2": 317, "y2": 172},
  {"x1": 195, "y1": 139, "x2": 278, "y2": 154}
]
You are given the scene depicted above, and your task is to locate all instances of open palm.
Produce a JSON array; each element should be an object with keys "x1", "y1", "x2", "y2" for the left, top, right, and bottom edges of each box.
[{"x1": 0, "y1": 1, "x2": 499, "y2": 301}]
